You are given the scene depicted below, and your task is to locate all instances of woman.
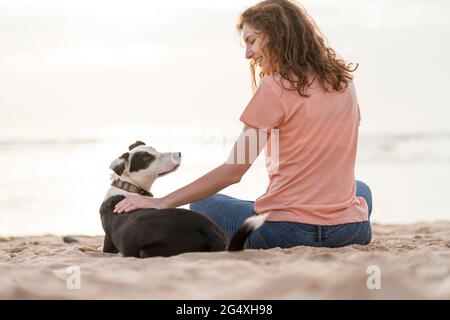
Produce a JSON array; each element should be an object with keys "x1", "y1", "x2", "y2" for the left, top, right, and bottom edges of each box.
[{"x1": 114, "y1": 0, "x2": 373, "y2": 248}]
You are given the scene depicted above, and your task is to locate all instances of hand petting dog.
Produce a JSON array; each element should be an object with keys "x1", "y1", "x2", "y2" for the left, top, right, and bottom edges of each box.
[{"x1": 114, "y1": 195, "x2": 168, "y2": 214}]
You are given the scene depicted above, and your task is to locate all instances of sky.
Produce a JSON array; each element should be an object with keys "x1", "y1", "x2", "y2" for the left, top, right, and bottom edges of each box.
[{"x1": 1, "y1": 0, "x2": 450, "y2": 136}]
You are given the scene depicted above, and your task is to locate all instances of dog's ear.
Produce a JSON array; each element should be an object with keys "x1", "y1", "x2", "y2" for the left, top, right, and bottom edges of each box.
[
  {"x1": 128, "y1": 141, "x2": 146, "y2": 151},
  {"x1": 109, "y1": 152, "x2": 129, "y2": 176}
]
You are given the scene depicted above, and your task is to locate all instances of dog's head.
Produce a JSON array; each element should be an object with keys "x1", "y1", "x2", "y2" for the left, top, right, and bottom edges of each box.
[{"x1": 109, "y1": 141, "x2": 181, "y2": 184}]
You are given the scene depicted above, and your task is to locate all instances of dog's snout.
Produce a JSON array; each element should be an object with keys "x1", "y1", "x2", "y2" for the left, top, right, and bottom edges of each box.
[{"x1": 170, "y1": 152, "x2": 182, "y2": 164}]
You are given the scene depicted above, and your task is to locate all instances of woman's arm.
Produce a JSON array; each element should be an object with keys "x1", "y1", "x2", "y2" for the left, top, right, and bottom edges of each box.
[
  {"x1": 114, "y1": 125, "x2": 269, "y2": 213},
  {"x1": 162, "y1": 162, "x2": 249, "y2": 208}
]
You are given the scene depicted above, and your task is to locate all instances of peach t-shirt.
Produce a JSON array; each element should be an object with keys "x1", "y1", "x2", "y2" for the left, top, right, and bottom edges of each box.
[{"x1": 239, "y1": 75, "x2": 368, "y2": 226}]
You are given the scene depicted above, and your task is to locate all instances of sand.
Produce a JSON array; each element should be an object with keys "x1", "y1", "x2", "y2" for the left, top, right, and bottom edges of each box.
[{"x1": 1, "y1": 222, "x2": 449, "y2": 300}]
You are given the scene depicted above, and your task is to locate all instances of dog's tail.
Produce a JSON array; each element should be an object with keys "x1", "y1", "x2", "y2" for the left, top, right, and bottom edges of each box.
[
  {"x1": 227, "y1": 213, "x2": 269, "y2": 251},
  {"x1": 62, "y1": 236, "x2": 79, "y2": 244}
]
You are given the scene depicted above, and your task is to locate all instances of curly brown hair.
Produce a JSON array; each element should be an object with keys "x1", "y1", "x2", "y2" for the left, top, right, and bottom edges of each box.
[{"x1": 237, "y1": 0, "x2": 358, "y2": 97}]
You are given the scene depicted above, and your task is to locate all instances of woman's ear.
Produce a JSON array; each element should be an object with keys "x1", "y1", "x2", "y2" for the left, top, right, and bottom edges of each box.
[{"x1": 109, "y1": 152, "x2": 130, "y2": 176}]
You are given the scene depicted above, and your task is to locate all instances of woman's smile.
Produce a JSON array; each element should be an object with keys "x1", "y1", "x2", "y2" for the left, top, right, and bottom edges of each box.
[{"x1": 242, "y1": 23, "x2": 273, "y2": 74}]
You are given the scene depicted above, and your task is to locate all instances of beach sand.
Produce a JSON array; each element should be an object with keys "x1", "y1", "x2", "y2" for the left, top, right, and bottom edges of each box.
[{"x1": 1, "y1": 222, "x2": 449, "y2": 300}]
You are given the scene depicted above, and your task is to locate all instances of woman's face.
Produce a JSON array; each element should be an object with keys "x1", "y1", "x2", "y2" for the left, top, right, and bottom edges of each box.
[{"x1": 242, "y1": 23, "x2": 274, "y2": 74}]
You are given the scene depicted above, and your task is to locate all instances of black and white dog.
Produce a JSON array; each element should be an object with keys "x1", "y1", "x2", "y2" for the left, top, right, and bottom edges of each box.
[{"x1": 99, "y1": 141, "x2": 266, "y2": 258}]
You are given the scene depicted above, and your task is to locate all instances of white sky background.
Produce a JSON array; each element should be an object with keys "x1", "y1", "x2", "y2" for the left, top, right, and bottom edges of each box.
[{"x1": 1, "y1": 0, "x2": 450, "y2": 135}]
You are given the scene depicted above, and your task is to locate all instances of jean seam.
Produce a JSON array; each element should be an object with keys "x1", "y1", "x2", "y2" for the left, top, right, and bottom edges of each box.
[
  {"x1": 322, "y1": 225, "x2": 349, "y2": 239},
  {"x1": 281, "y1": 222, "x2": 318, "y2": 236},
  {"x1": 247, "y1": 233, "x2": 270, "y2": 249},
  {"x1": 269, "y1": 224, "x2": 300, "y2": 247},
  {"x1": 275, "y1": 223, "x2": 320, "y2": 247},
  {"x1": 339, "y1": 223, "x2": 363, "y2": 247}
]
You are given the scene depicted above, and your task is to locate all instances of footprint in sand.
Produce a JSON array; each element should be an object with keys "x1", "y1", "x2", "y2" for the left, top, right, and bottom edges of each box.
[
  {"x1": 6, "y1": 246, "x2": 27, "y2": 257},
  {"x1": 78, "y1": 245, "x2": 102, "y2": 253}
]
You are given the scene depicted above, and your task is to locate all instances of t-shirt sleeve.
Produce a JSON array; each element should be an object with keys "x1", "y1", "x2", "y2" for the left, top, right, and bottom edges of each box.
[{"x1": 239, "y1": 78, "x2": 285, "y2": 129}]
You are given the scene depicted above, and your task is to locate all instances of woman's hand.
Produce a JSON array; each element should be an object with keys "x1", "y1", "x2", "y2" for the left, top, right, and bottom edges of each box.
[{"x1": 114, "y1": 195, "x2": 170, "y2": 214}]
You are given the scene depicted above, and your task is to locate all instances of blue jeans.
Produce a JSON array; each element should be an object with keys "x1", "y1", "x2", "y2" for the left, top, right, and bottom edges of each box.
[{"x1": 190, "y1": 180, "x2": 373, "y2": 249}]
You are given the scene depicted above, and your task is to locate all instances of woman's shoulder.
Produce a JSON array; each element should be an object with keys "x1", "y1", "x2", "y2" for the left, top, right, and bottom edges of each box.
[
  {"x1": 263, "y1": 73, "x2": 312, "y2": 94},
  {"x1": 261, "y1": 73, "x2": 312, "y2": 100},
  {"x1": 258, "y1": 74, "x2": 285, "y2": 97},
  {"x1": 260, "y1": 73, "x2": 355, "y2": 100}
]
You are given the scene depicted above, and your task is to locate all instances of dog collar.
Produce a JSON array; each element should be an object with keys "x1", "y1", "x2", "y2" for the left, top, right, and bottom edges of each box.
[{"x1": 111, "y1": 179, "x2": 153, "y2": 197}]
